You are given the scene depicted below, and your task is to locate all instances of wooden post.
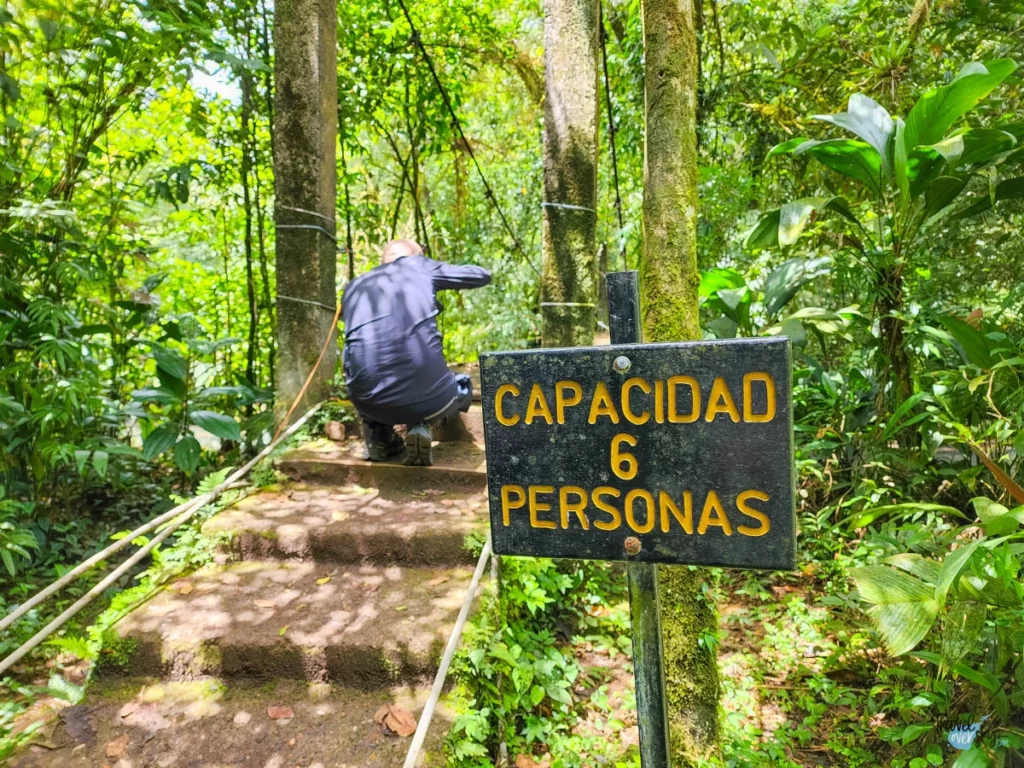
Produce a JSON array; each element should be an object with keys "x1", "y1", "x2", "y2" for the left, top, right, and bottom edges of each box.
[{"x1": 606, "y1": 270, "x2": 671, "y2": 768}]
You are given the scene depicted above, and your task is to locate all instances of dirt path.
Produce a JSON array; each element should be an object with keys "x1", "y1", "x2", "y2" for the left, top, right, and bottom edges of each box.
[{"x1": 12, "y1": 409, "x2": 488, "y2": 768}]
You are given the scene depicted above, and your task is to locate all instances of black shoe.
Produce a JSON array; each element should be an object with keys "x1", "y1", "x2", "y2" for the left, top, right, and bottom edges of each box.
[
  {"x1": 363, "y1": 425, "x2": 405, "y2": 462},
  {"x1": 404, "y1": 423, "x2": 434, "y2": 466}
]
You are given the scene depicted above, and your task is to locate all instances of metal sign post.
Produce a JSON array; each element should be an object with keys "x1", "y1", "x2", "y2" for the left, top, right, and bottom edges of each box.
[
  {"x1": 608, "y1": 271, "x2": 672, "y2": 766},
  {"x1": 479, "y1": 270, "x2": 797, "y2": 767}
]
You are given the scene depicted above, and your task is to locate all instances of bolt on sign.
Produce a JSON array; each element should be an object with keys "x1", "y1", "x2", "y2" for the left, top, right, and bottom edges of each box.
[{"x1": 480, "y1": 337, "x2": 796, "y2": 570}]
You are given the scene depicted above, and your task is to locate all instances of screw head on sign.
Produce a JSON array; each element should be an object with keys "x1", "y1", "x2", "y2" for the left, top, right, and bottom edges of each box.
[
  {"x1": 613, "y1": 355, "x2": 631, "y2": 373},
  {"x1": 624, "y1": 536, "x2": 642, "y2": 556}
]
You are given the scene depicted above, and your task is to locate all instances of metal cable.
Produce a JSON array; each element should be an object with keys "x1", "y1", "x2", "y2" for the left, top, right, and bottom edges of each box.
[{"x1": 393, "y1": 0, "x2": 540, "y2": 276}]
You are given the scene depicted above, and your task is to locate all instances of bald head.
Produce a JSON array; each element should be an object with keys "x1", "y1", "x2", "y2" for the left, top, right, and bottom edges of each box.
[{"x1": 382, "y1": 238, "x2": 422, "y2": 264}]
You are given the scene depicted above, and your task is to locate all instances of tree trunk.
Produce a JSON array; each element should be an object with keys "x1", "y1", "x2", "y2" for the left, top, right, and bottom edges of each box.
[
  {"x1": 273, "y1": 0, "x2": 338, "y2": 421},
  {"x1": 641, "y1": 0, "x2": 721, "y2": 762},
  {"x1": 540, "y1": 0, "x2": 599, "y2": 348}
]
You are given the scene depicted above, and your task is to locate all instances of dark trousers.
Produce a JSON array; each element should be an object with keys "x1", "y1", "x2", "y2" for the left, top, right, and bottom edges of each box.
[{"x1": 361, "y1": 373, "x2": 473, "y2": 445}]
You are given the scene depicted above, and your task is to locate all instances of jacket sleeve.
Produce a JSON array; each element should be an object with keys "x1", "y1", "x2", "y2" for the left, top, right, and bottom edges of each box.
[{"x1": 425, "y1": 257, "x2": 492, "y2": 291}]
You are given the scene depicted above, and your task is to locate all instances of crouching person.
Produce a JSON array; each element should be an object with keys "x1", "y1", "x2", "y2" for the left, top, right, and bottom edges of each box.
[{"x1": 341, "y1": 239, "x2": 491, "y2": 466}]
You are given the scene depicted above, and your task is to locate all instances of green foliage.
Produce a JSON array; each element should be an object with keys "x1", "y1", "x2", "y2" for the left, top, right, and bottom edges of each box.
[{"x1": 447, "y1": 554, "x2": 633, "y2": 767}]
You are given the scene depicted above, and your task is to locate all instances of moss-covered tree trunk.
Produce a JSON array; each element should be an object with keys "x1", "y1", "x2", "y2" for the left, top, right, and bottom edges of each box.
[
  {"x1": 641, "y1": 0, "x2": 721, "y2": 762},
  {"x1": 273, "y1": 0, "x2": 338, "y2": 421},
  {"x1": 540, "y1": 0, "x2": 599, "y2": 347}
]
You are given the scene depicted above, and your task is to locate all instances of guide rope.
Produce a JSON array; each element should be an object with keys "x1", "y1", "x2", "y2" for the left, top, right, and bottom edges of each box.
[
  {"x1": 0, "y1": 402, "x2": 325, "y2": 675},
  {"x1": 599, "y1": 5, "x2": 627, "y2": 272},
  {"x1": 541, "y1": 201, "x2": 597, "y2": 213},
  {"x1": 393, "y1": 0, "x2": 540, "y2": 276}
]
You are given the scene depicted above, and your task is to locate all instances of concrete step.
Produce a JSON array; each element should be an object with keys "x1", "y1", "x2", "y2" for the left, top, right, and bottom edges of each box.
[
  {"x1": 10, "y1": 678, "x2": 450, "y2": 768},
  {"x1": 203, "y1": 485, "x2": 487, "y2": 567},
  {"x1": 277, "y1": 438, "x2": 487, "y2": 491},
  {"x1": 104, "y1": 561, "x2": 477, "y2": 690}
]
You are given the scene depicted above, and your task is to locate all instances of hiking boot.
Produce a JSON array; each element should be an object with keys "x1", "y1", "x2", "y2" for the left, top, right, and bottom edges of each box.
[
  {"x1": 404, "y1": 422, "x2": 434, "y2": 466},
  {"x1": 362, "y1": 424, "x2": 405, "y2": 462}
]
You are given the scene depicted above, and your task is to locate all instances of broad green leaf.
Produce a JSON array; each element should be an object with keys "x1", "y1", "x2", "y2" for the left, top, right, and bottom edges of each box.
[
  {"x1": 942, "y1": 601, "x2": 986, "y2": 671},
  {"x1": 777, "y1": 317, "x2": 807, "y2": 347},
  {"x1": 745, "y1": 209, "x2": 781, "y2": 250},
  {"x1": 173, "y1": 435, "x2": 201, "y2": 474},
  {"x1": 951, "y1": 662, "x2": 1001, "y2": 693},
  {"x1": 698, "y1": 268, "x2": 746, "y2": 297},
  {"x1": 706, "y1": 317, "x2": 738, "y2": 339},
  {"x1": 904, "y1": 59, "x2": 1017, "y2": 151},
  {"x1": 936, "y1": 316, "x2": 993, "y2": 369},
  {"x1": 189, "y1": 410, "x2": 242, "y2": 442},
  {"x1": 74, "y1": 449, "x2": 90, "y2": 475},
  {"x1": 935, "y1": 538, "x2": 985, "y2": 608},
  {"x1": 766, "y1": 137, "x2": 810, "y2": 158},
  {"x1": 132, "y1": 387, "x2": 180, "y2": 405},
  {"x1": 925, "y1": 176, "x2": 968, "y2": 218},
  {"x1": 780, "y1": 198, "x2": 823, "y2": 246},
  {"x1": 901, "y1": 723, "x2": 933, "y2": 745},
  {"x1": 793, "y1": 139, "x2": 883, "y2": 196},
  {"x1": 952, "y1": 748, "x2": 992, "y2": 768},
  {"x1": 152, "y1": 344, "x2": 187, "y2": 382},
  {"x1": 972, "y1": 497, "x2": 1024, "y2": 535},
  {"x1": 894, "y1": 118, "x2": 909, "y2": 204},
  {"x1": 763, "y1": 255, "x2": 832, "y2": 315},
  {"x1": 142, "y1": 424, "x2": 179, "y2": 461},
  {"x1": 865, "y1": 601, "x2": 939, "y2": 656},
  {"x1": 92, "y1": 450, "x2": 108, "y2": 479},
  {"x1": 814, "y1": 93, "x2": 895, "y2": 177},
  {"x1": 949, "y1": 128, "x2": 1017, "y2": 167},
  {"x1": 853, "y1": 564, "x2": 934, "y2": 604},
  {"x1": 885, "y1": 553, "x2": 941, "y2": 584}
]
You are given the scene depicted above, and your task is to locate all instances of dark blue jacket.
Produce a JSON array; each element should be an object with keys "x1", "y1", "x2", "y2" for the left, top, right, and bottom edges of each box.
[{"x1": 341, "y1": 254, "x2": 491, "y2": 424}]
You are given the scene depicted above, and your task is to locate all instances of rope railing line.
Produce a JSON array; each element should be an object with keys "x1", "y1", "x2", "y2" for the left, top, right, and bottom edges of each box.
[
  {"x1": 402, "y1": 537, "x2": 492, "y2": 768},
  {"x1": 0, "y1": 401, "x2": 325, "y2": 675}
]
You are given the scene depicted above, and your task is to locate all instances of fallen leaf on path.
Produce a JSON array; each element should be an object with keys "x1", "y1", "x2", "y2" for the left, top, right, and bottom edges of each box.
[
  {"x1": 279, "y1": 625, "x2": 288, "y2": 636},
  {"x1": 331, "y1": 511, "x2": 350, "y2": 522},
  {"x1": 267, "y1": 706, "x2": 294, "y2": 721},
  {"x1": 394, "y1": 605, "x2": 407, "y2": 612},
  {"x1": 254, "y1": 599, "x2": 275, "y2": 609},
  {"x1": 316, "y1": 576, "x2": 332, "y2": 586},
  {"x1": 105, "y1": 733, "x2": 129, "y2": 758},
  {"x1": 325, "y1": 421, "x2": 346, "y2": 441},
  {"x1": 178, "y1": 583, "x2": 193, "y2": 595},
  {"x1": 374, "y1": 703, "x2": 417, "y2": 737},
  {"x1": 428, "y1": 576, "x2": 449, "y2": 586}
]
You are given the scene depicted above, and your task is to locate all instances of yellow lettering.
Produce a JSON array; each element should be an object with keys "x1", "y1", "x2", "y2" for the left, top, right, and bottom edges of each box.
[
  {"x1": 587, "y1": 381, "x2": 620, "y2": 424},
  {"x1": 659, "y1": 490, "x2": 693, "y2": 534},
  {"x1": 737, "y1": 490, "x2": 771, "y2": 536},
  {"x1": 621, "y1": 377, "x2": 652, "y2": 425},
  {"x1": 559, "y1": 486, "x2": 590, "y2": 530},
  {"x1": 668, "y1": 376, "x2": 700, "y2": 423},
  {"x1": 610, "y1": 433, "x2": 639, "y2": 480},
  {"x1": 500, "y1": 485, "x2": 525, "y2": 526},
  {"x1": 495, "y1": 384, "x2": 520, "y2": 426},
  {"x1": 698, "y1": 490, "x2": 733, "y2": 535},
  {"x1": 555, "y1": 381, "x2": 583, "y2": 424},
  {"x1": 625, "y1": 489, "x2": 656, "y2": 534},
  {"x1": 743, "y1": 372, "x2": 776, "y2": 423},
  {"x1": 525, "y1": 384, "x2": 554, "y2": 425},
  {"x1": 654, "y1": 379, "x2": 665, "y2": 423},
  {"x1": 528, "y1": 485, "x2": 557, "y2": 529},
  {"x1": 705, "y1": 378, "x2": 740, "y2": 423},
  {"x1": 592, "y1": 486, "x2": 622, "y2": 531}
]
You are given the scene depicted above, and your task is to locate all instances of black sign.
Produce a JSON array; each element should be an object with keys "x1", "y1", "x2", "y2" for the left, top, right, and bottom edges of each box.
[{"x1": 480, "y1": 337, "x2": 796, "y2": 570}]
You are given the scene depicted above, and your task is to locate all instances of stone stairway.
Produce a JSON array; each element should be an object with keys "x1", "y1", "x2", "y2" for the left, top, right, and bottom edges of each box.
[{"x1": 12, "y1": 407, "x2": 488, "y2": 768}]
